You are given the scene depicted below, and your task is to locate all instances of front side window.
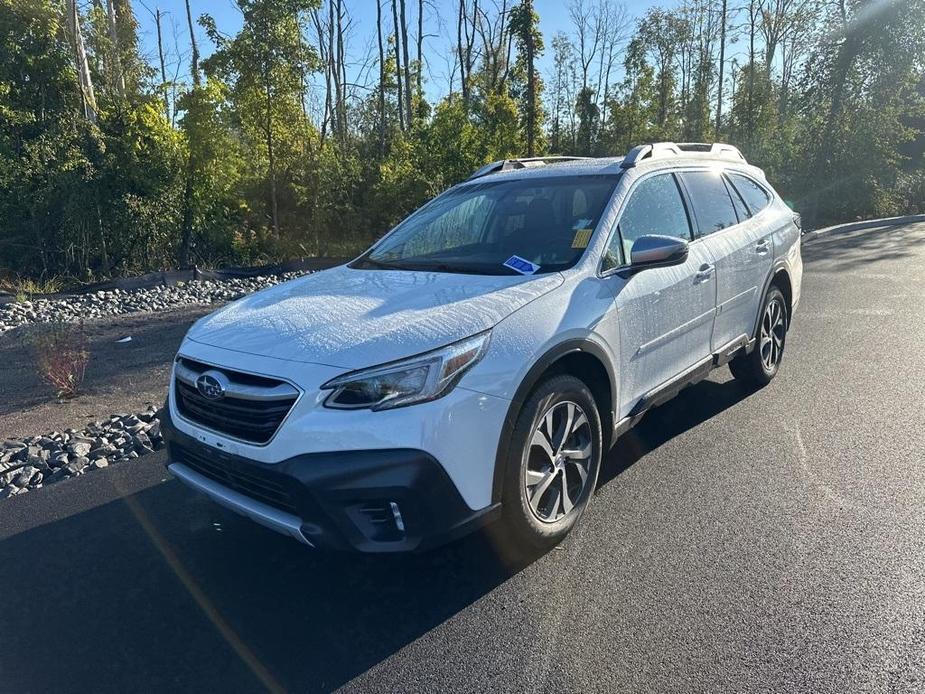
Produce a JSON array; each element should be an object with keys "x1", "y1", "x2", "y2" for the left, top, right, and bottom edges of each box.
[
  {"x1": 728, "y1": 173, "x2": 772, "y2": 215},
  {"x1": 679, "y1": 170, "x2": 738, "y2": 236},
  {"x1": 355, "y1": 175, "x2": 620, "y2": 275},
  {"x1": 603, "y1": 173, "x2": 691, "y2": 271}
]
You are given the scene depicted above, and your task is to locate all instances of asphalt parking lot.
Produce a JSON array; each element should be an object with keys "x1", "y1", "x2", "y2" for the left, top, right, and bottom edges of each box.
[{"x1": 1, "y1": 222, "x2": 923, "y2": 693}]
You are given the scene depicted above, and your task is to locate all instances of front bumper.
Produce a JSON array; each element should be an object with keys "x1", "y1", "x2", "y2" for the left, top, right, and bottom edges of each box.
[{"x1": 162, "y1": 408, "x2": 499, "y2": 552}]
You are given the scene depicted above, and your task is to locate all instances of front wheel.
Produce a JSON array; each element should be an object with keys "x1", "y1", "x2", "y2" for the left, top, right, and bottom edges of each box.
[
  {"x1": 497, "y1": 375, "x2": 602, "y2": 555},
  {"x1": 729, "y1": 285, "x2": 788, "y2": 387}
]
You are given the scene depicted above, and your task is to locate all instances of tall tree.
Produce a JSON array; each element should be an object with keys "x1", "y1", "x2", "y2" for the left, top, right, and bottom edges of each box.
[
  {"x1": 376, "y1": 0, "x2": 387, "y2": 151},
  {"x1": 391, "y1": 0, "x2": 405, "y2": 129},
  {"x1": 510, "y1": 0, "x2": 544, "y2": 156},
  {"x1": 202, "y1": 0, "x2": 318, "y2": 237},
  {"x1": 715, "y1": 0, "x2": 727, "y2": 132},
  {"x1": 399, "y1": 0, "x2": 413, "y2": 126},
  {"x1": 185, "y1": 0, "x2": 200, "y2": 84},
  {"x1": 105, "y1": 0, "x2": 125, "y2": 97},
  {"x1": 66, "y1": 0, "x2": 98, "y2": 122},
  {"x1": 638, "y1": 8, "x2": 686, "y2": 130},
  {"x1": 155, "y1": 8, "x2": 169, "y2": 119}
]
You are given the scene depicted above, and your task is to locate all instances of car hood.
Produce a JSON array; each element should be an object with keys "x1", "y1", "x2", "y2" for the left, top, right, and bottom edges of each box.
[{"x1": 186, "y1": 265, "x2": 563, "y2": 369}]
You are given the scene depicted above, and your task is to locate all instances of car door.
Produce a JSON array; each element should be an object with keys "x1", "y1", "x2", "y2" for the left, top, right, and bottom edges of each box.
[
  {"x1": 600, "y1": 172, "x2": 718, "y2": 416},
  {"x1": 678, "y1": 169, "x2": 772, "y2": 352}
]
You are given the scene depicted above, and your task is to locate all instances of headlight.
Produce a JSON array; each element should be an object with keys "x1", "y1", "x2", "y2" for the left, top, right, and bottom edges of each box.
[{"x1": 321, "y1": 331, "x2": 491, "y2": 411}]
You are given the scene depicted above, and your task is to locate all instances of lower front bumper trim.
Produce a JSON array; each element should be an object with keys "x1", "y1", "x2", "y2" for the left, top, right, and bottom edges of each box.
[{"x1": 168, "y1": 463, "x2": 314, "y2": 547}]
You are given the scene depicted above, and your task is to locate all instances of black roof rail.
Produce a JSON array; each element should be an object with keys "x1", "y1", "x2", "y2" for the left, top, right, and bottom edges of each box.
[
  {"x1": 621, "y1": 142, "x2": 746, "y2": 169},
  {"x1": 466, "y1": 156, "x2": 591, "y2": 181}
]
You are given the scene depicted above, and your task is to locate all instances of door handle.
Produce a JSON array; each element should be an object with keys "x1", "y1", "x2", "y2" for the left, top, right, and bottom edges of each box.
[
  {"x1": 755, "y1": 239, "x2": 770, "y2": 254},
  {"x1": 695, "y1": 263, "x2": 714, "y2": 283}
]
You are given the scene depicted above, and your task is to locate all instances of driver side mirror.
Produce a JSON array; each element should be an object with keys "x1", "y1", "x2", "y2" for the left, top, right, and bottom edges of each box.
[{"x1": 627, "y1": 235, "x2": 689, "y2": 273}]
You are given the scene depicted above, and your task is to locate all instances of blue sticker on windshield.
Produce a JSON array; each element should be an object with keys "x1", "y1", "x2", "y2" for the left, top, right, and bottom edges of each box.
[{"x1": 503, "y1": 255, "x2": 540, "y2": 275}]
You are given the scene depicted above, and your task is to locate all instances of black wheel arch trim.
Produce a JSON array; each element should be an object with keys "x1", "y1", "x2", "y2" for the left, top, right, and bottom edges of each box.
[
  {"x1": 752, "y1": 262, "x2": 791, "y2": 339},
  {"x1": 491, "y1": 338, "x2": 617, "y2": 504}
]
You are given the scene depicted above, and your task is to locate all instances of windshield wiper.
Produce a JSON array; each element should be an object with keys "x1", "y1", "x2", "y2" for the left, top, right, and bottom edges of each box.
[
  {"x1": 391, "y1": 261, "x2": 518, "y2": 275},
  {"x1": 352, "y1": 257, "x2": 408, "y2": 271},
  {"x1": 355, "y1": 256, "x2": 522, "y2": 275}
]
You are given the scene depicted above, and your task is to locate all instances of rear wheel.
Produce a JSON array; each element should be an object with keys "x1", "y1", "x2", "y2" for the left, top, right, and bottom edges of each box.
[
  {"x1": 729, "y1": 285, "x2": 788, "y2": 387},
  {"x1": 498, "y1": 375, "x2": 602, "y2": 555}
]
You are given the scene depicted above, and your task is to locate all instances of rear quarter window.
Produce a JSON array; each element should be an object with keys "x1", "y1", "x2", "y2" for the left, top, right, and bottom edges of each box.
[{"x1": 728, "y1": 173, "x2": 772, "y2": 215}]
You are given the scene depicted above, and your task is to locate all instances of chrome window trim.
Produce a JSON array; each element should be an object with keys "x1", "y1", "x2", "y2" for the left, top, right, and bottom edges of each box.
[
  {"x1": 598, "y1": 167, "x2": 697, "y2": 278},
  {"x1": 598, "y1": 164, "x2": 779, "y2": 279}
]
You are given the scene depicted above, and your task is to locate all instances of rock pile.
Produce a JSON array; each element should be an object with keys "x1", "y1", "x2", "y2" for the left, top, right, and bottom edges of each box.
[{"x1": 0, "y1": 405, "x2": 164, "y2": 500}]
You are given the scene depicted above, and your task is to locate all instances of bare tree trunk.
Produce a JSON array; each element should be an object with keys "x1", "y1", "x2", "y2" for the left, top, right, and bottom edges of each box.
[
  {"x1": 155, "y1": 8, "x2": 169, "y2": 120},
  {"x1": 335, "y1": 0, "x2": 346, "y2": 140},
  {"x1": 312, "y1": 9, "x2": 332, "y2": 141},
  {"x1": 265, "y1": 79, "x2": 280, "y2": 237},
  {"x1": 96, "y1": 199, "x2": 110, "y2": 276},
  {"x1": 747, "y1": 0, "x2": 756, "y2": 143},
  {"x1": 715, "y1": 0, "x2": 727, "y2": 134},
  {"x1": 525, "y1": 0, "x2": 536, "y2": 156},
  {"x1": 457, "y1": 0, "x2": 468, "y2": 105},
  {"x1": 185, "y1": 0, "x2": 200, "y2": 85},
  {"x1": 399, "y1": 0, "x2": 413, "y2": 126},
  {"x1": 391, "y1": 0, "x2": 405, "y2": 130},
  {"x1": 179, "y1": 0, "x2": 201, "y2": 267},
  {"x1": 340, "y1": 4, "x2": 348, "y2": 136},
  {"x1": 328, "y1": 0, "x2": 338, "y2": 137},
  {"x1": 67, "y1": 0, "x2": 97, "y2": 123},
  {"x1": 377, "y1": 0, "x2": 387, "y2": 152},
  {"x1": 106, "y1": 0, "x2": 125, "y2": 96},
  {"x1": 416, "y1": 0, "x2": 423, "y2": 104}
]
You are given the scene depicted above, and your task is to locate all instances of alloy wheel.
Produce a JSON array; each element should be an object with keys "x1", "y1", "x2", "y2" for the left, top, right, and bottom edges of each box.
[
  {"x1": 525, "y1": 400, "x2": 593, "y2": 524},
  {"x1": 760, "y1": 297, "x2": 786, "y2": 372}
]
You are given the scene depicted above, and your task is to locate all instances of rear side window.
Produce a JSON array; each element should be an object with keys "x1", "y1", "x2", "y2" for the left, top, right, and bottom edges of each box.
[
  {"x1": 603, "y1": 173, "x2": 691, "y2": 270},
  {"x1": 728, "y1": 173, "x2": 772, "y2": 215},
  {"x1": 679, "y1": 170, "x2": 738, "y2": 236}
]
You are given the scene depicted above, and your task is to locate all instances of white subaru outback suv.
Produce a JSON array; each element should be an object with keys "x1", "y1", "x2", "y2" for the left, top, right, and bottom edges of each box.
[{"x1": 163, "y1": 142, "x2": 802, "y2": 553}]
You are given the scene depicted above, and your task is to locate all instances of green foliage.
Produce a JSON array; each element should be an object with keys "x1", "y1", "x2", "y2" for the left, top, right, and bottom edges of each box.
[{"x1": 0, "y1": 0, "x2": 924, "y2": 281}]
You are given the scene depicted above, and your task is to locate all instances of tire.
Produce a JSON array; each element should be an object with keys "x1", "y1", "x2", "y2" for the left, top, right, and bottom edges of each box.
[
  {"x1": 497, "y1": 374, "x2": 603, "y2": 555},
  {"x1": 729, "y1": 285, "x2": 788, "y2": 387}
]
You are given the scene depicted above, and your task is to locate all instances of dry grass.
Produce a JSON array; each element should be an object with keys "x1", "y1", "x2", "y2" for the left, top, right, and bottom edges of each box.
[
  {"x1": 0, "y1": 275, "x2": 65, "y2": 301},
  {"x1": 26, "y1": 322, "x2": 90, "y2": 399}
]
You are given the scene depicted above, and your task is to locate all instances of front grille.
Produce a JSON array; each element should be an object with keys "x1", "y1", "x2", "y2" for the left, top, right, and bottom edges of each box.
[
  {"x1": 174, "y1": 359, "x2": 298, "y2": 444},
  {"x1": 176, "y1": 445, "x2": 297, "y2": 514}
]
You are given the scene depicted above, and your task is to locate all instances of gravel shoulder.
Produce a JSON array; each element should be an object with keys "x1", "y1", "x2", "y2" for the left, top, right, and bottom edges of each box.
[{"x1": 0, "y1": 304, "x2": 212, "y2": 439}]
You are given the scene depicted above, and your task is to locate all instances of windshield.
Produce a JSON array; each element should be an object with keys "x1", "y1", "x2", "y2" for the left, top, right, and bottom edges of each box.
[{"x1": 354, "y1": 175, "x2": 620, "y2": 275}]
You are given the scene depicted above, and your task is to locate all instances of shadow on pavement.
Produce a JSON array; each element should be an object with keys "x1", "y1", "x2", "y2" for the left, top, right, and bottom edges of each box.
[
  {"x1": 801, "y1": 222, "x2": 925, "y2": 272},
  {"x1": 0, "y1": 375, "x2": 755, "y2": 693},
  {"x1": 599, "y1": 376, "x2": 753, "y2": 488}
]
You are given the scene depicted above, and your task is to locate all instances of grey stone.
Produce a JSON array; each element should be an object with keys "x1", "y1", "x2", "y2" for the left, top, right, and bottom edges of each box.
[
  {"x1": 88, "y1": 446, "x2": 115, "y2": 459},
  {"x1": 68, "y1": 442, "x2": 92, "y2": 457},
  {"x1": 65, "y1": 457, "x2": 89, "y2": 475},
  {"x1": 13, "y1": 465, "x2": 40, "y2": 487}
]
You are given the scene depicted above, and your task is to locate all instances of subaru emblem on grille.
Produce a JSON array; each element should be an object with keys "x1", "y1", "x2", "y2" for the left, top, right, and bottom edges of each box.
[{"x1": 196, "y1": 371, "x2": 227, "y2": 400}]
